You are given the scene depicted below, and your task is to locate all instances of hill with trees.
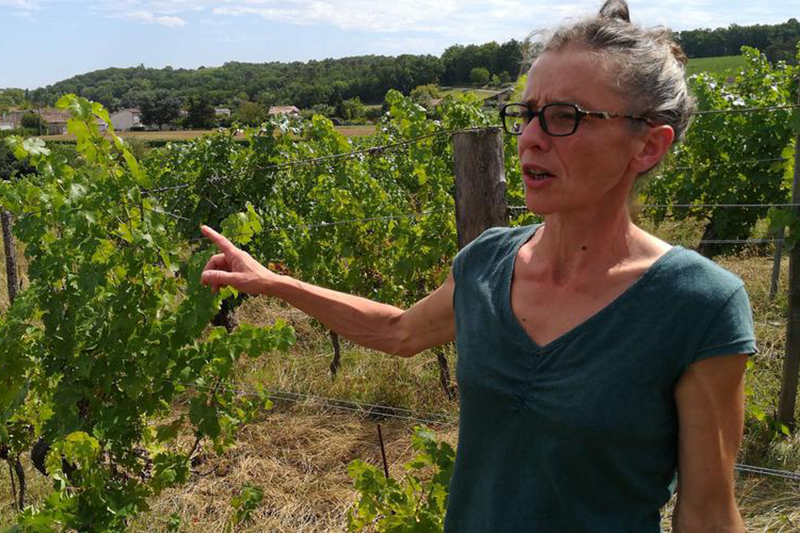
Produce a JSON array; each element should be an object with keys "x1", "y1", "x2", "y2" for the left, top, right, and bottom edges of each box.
[
  {"x1": 676, "y1": 18, "x2": 800, "y2": 63},
  {"x1": 1, "y1": 18, "x2": 797, "y2": 117},
  {"x1": 12, "y1": 40, "x2": 525, "y2": 114}
]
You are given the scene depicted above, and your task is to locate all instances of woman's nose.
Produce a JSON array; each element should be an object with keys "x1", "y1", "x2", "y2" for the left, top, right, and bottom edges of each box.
[{"x1": 517, "y1": 115, "x2": 551, "y2": 153}]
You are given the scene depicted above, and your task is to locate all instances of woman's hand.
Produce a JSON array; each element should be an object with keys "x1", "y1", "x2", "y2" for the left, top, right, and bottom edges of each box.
[{"x1": 199, "y1": 225, "x2": 280, "y2": 295}]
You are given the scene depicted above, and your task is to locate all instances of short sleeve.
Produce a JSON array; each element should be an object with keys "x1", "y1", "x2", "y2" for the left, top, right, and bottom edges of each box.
[
  {"x1": 693, "y1": 285, "x2": 757, "y2": 363},
  {"x1": 451, "y1": 226, "x2": 515, "y2": 284},
  {"x1": 452, "y1": 240, "x2": 470, "y2": 285}
]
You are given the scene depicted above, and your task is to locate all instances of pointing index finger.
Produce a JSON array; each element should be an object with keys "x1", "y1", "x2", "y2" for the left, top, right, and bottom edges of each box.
[{"x1": 201, "y1": 225, "x2": 237, "y2": 255}]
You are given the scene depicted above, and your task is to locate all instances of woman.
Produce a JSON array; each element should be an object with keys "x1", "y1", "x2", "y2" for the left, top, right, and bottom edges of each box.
[{"x1": 200, "y1": 1, "x2": 756, "y2": 530}]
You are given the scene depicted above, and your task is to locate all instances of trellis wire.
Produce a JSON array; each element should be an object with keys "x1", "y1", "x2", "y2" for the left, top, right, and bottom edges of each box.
[
  {"x1": 694, "y1": 104, "x2": 800, "y2": 115},
  {"x1": 159, "y1": 378, "x2": 457, "y2": 427},
  {"x1": 144, "y1": 138, "x2": 789, "y2": 197},
  {"x1": 734, "y1": 464, "x2": 800, "y2": 482},
  {"x1": 8, "y1": 112, "x2": 800, "y2": 488},
  {"x1": 187, "y1": 207, "x2": 451, "y2": 244},
  {"x1": 509, "y1": 203, "x2": 800, "y2": 211},
  {"x1": 668, "y1": 157, "x2": 787, "y2": 172},
  {"x1": 143, "y1": 126, "x2": 491, "y2": 194},
  {"x1": 640, "y1": 203, "x2": 800, "y2": 209},
  {"x1": 156, "y1": 378, "x2": 800, "y2": 482}
]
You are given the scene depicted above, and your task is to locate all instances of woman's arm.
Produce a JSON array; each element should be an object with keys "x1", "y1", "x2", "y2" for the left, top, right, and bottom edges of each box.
[
  {"x1": 672, "y1": 354, "x2": 748, "y2": 533},
  {"x1": 199, "y1": 225, "x2": 456, "y2": 357}
]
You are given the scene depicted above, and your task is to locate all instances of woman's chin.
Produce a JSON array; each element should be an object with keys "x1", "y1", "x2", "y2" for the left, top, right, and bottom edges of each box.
[{"x1": 524, "y1": 195, "x2": 557, "y2": 216}]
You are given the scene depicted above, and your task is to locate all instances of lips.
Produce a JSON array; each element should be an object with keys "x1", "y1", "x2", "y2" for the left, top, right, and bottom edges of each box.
[{"x1": 522, "y1": 164, "x2": 556, "y2": 184}]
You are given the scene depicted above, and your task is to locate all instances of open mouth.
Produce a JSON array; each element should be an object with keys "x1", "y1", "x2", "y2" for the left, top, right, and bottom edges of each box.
[
  {"x1": 525, "y1": 169, "x2": 555, "y2": 181},
  {"x1": 528, "y1": 171, "x2": 553, "y2": 180}
]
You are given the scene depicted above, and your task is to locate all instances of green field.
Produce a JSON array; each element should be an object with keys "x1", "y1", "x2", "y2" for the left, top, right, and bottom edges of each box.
[
  {"x1": 439, "y1": 86, "x2": 506, "y2": 99},
  {"x1": 686, "y1": 55, "x2": 747, "y2": 76}
]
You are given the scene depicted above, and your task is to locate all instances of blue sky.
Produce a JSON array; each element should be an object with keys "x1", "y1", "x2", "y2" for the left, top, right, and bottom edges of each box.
[{"x1": 1, "y1": 0, "x2": 798, "y2": 89}]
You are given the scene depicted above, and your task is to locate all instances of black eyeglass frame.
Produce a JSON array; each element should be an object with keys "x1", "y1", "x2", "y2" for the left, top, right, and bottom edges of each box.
[{"x1": 500, "y1": 101, "x2": 655, "y2": 137}]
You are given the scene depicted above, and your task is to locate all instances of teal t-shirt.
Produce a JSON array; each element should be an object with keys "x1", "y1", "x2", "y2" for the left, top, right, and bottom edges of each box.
[{"x1": 445, "y1": 225, "x2": 757, "y2": 532}]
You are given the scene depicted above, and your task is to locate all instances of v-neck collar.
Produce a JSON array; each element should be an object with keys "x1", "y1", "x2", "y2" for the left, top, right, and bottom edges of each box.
[{"x1": 502, "y1": 224, "x2": 685, "y2": 354}]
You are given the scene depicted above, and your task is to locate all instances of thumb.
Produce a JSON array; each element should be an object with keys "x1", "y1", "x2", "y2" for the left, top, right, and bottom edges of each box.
[{"x1": 201, "y1": 269, "x2": 240, "y2": 288}]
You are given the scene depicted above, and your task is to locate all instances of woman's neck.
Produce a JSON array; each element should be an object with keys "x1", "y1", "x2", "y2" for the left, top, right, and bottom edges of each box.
[{"x1": 527, "y1": 206, "x2": 643, "y2": 287}]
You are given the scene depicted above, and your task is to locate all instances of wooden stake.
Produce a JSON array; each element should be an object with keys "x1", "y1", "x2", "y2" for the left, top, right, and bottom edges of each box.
[
  {"x1": 777, "y1": 88, "x2": 800, "y2": 430},
  {"x1": 2, "y1": 209, "x2": 20, "y2": 304},
  {"x1": 452, "y1": 127, "x2": 508, "y2": 249},
  {"x1": 377, "y1": 424, "x2": 389, "y2": 479},
  {"x1": 770, "y1": 226, "x2": 784, "y2": 301},
  {"x1": 448, "y1": 128, "x2": 508, "y2": 400}
]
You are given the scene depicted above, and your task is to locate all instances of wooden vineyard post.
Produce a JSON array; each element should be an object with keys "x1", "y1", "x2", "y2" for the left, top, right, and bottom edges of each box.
[
  {"x1": 2, "y1": 209, "x2": 20, "y2": 303},
  {"x1": 777, "y1": 89, "x2": 800, "y2": 430},
  {"x1": 439, "y1": 128, "x2": 509, "y2": 399},
  {"x1": 770, "y1": 226, "x2": 784, "y2": 301},
  {"x1": 452, "y1": 127, "x2": 509, "y2": 248},
  {"x1": 1, "y1": 208, "x2": 25, "y2": 509}
]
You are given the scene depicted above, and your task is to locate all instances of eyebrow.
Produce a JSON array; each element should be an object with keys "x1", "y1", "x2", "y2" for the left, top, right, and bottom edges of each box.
[{"x1": 521, "y1": 95, "x2": 593, "y2": 109}]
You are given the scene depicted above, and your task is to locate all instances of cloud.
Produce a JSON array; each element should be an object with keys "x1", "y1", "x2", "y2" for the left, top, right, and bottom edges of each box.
[
  {"x1": 0, "y1": 0, "x2": 39, "y2": 9},
  {"x1": 124, "y1": 10, "x2": 187, "y2": 27},
  {"x1": 0, "y1": 0, "x2": 40, "y2": 9},
  {"x1": 88, "y1": 0, "x2": 195, "y2": 27},
  {"x1": 82, "y1": 0, "x2": 800, "y2": 36}
]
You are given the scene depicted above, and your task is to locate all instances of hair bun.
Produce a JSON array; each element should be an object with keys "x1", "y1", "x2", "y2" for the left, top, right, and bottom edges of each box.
[
  {"x1": 599, "y1": 0, "x2": 631, "y2": 23},
  {"x1": 669, "y1": 41, "x2": 688, "y2": 66}
]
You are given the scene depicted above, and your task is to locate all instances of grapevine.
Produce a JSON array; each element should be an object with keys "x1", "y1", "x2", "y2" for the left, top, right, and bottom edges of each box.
[{"x1": 0, "y1": 95, "x2": 295, "y2": 531}]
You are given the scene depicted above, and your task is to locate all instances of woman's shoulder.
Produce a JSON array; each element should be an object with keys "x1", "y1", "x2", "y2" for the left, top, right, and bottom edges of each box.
[
  {"x1": 473, "y1": 224, "x2": 537, "y2": 247},
  {"x1": 654, "y1": 245, "x2": 746, "y2": 304},
  {"x1": 452, "y1": 225, "x2": 538, "y2": 280},
  {"x1": 458, "y1": 225, "x2": 536, "y2": 260}
]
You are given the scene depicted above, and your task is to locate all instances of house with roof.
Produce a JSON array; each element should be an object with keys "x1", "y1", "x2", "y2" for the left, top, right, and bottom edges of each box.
[
  {"x1": 0, "y1": 108, "x2": 25, "y2": 130},
  {"x1": 39, "y1": 109, "x2": 72, "y2": 135},
  {"x1": 482, "y1": 86, "x2": 515, "y2": 104},
  {"x1": 0, "y1": 107, "x2": 107, "y2": 134},
  {"x1": 0, "y1": 116, "x2": 15, "y2": 130},
  {"x1": 110, "y1": 108, "x2": 142, "y2": 131},
  {"x1": 268, "y1": 105, "x2": 301, "y2": 117}
]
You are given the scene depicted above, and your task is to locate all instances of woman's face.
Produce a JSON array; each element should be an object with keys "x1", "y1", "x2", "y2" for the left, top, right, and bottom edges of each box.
[{"x1": 517, "y1": 48, "x2": 647, "y2": 216}]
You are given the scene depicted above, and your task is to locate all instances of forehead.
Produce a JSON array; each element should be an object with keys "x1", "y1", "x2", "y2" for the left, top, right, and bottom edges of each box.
[{"x1": 522, "y1": 49, "x2": 624, "y2": 109}]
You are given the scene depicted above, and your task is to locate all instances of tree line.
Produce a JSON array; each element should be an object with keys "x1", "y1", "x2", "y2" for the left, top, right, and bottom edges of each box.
[
  {"x1": 676, "y1": 18, "x2": 800, "y2": 63},
  {"x1": 1, "y1": 17, "x2": 797, "y2": 117},
  {"x1": 3, "y1": 40, "x2": 526, "y2": 115}
]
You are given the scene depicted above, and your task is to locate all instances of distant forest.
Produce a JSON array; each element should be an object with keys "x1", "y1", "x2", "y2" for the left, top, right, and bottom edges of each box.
[
  {"x1": 678, "y1": 18, "x2": 800, "y2": 63},
  {"x1": 1, "y1": 18, "x2": 798, "y2": 114},
  {"x1": 6, "y1": 40, "x2": 525, "y2": 113}
]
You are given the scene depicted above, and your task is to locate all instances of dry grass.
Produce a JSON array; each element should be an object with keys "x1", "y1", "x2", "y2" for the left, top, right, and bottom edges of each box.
[
  {"x1": 2, "y1": 219, "x2": 800, "y2": 531},
  {"x1": 126, "y1": 411, "x2": 458, "y2": 532}
]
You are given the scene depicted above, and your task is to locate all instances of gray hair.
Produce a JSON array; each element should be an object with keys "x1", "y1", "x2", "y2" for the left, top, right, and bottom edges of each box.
[{"x1": 529, "y1": 0, "x2": 696, "y2": 144}]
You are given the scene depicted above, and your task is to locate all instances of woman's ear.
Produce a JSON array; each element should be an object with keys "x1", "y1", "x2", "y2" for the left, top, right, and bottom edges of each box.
[{"x1": 630, "y1": 125, "x2": 674, "y2": 173}]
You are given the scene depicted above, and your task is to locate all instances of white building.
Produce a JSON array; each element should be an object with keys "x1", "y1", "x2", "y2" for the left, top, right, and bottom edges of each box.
[
  {"x1": 268, "y1": 105, "x2": 301, "y2": 117},
  {"x1": 110, "y1": 108, "x2": 142, "y2": 131}
]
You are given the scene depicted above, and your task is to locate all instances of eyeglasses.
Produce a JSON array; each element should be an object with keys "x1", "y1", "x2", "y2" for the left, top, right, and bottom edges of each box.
[{"x1": 500, "y1": 102, "x2": 654, "y2": 137}]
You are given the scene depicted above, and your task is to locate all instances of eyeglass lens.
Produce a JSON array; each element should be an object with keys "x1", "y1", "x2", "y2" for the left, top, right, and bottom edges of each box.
[{"x1": 503, "y1": 104, "x2": 579, "y2": 136}]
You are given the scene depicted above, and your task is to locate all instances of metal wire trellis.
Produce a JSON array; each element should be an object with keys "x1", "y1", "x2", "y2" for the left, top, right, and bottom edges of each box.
[
  {"x1": 186, "y1": 208, "x2": 451, "y2": 244},
  {"x1": 694, "y1": 104, "x2": 800, "y2": 115},
  {"x1": 6, "y1": 109, "x2": 800, "y2": 490},
  {"x1": 668, "y1": 157, "x2": 788, "y2": 172},
  {"x1": 154, "y1": 377, "x2": 800, "y2": 482},
  {"x1": 142, "y1": 126, "x2": 492, "y2": 194},
  {"x1": 158, "y1": 377, "x2": 457, "y2": 427}
]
